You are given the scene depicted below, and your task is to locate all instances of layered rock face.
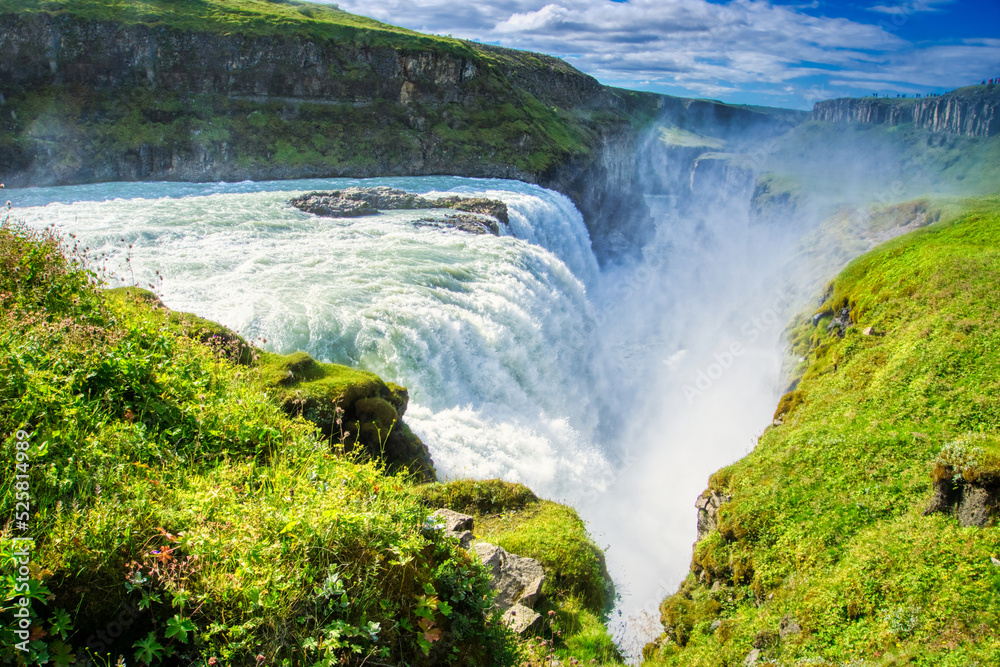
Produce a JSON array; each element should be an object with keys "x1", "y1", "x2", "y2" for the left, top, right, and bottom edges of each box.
[
  {"x1": 0, "y1": 11, "x2": 659, "y2": 261},
  {"x1": 0, "y1": 14, "x2": 479, "y2": 103},
  {"x1": 812, "y1": 87, "x2": 1000, "y2": 137}
]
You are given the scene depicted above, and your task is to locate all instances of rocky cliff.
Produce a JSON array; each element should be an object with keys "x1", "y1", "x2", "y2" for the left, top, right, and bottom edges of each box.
[
  {"x1": 0, "y1": 2, "x2": 807, "y2": 263},
  {"x1": 0, "y1": 5, "x2": 667, "y2": 262},
  {"x1": 812, "y1": 85, "x2": 1000, "y2": 137}
]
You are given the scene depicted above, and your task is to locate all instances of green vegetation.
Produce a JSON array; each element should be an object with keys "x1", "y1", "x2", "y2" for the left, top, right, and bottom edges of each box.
[
  {"x1": 0, "y1": 215, "x2": 517, "y2": 666},
  {"x1": 648, "y1": 197, "x2": 1000, "y2": 665},
  {"x1": 418, "y1": 479, "x2": 623, "y2": 665},
  {"x1": 259, "y1": 348, "x2": 434, "y2": 480},
  {"x1": 1, "y1": 0, "x2": 473, "y2": 53},
  {"x1": 657, "y1": 126, "x2": 725, "y2": 150},
  {"x1": 0, "y1": 1, "x2": 664, "y2": 188},
  {"x1": 0, "y1": 210, "x2": 621, "y2": 666},
  {"x1": 0, "y1": 84, "x2": 598, "y2": 183}
]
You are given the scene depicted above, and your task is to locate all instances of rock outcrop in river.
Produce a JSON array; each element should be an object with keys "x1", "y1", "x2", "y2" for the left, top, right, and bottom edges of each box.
[{"x1": 289, "y1": 187, "x2": 508, "y2": 234}]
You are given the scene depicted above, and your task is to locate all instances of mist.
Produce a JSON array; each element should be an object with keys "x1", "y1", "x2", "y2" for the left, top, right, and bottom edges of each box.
[{"x1": 571, "y1": 102, "x2": 985, "y2": 655}]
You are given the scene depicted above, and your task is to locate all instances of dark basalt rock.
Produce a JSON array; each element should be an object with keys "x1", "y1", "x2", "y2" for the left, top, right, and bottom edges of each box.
[
  {"x1": 416, "y1": 213, "x2": 499, "y2": 235},
  {"x1": 925, "y1": 467, "x2": 1000, "y2": 527},
  {"x1": 826, "y1": 307, "x2": 852, "y2": 338},
  {"x1": 289, "y1": 193, "x2": 378, "y2": 217},
  {"x1": 430, "y1": 195, "x2": 510, "y2": 225},
  {"x1": 290, "y1": 187, "x2": 508, "y2": 235}
]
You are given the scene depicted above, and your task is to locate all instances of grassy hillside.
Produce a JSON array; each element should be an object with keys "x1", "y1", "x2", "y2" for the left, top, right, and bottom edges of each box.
[
  {"x1": 0, "y1": 211, "x2": 612, "y2": 666},
  {"x1": 648, "y1": 197, "x2": 1000, "y2": 666},
  {"x1": 0, "y1": 0, "x2": 470, "y2": 50}
]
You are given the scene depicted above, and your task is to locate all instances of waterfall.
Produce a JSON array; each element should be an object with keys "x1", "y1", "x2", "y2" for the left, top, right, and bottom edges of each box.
[
  {"x1": 13, "y1": 170, "x2": 809, "y2": 657},
  {"x1": 13, "y1": 176, "x2": 614, "y2": 502}
]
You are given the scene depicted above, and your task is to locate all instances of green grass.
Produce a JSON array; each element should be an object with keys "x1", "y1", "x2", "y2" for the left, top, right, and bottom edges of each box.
[
  {"x1": 1, "y1": 0, "x2": 473, "y2": 54},
  {"x1": 0, "y1": 211, "x2": 624, "y2": 666},
  {"x1": 648, "y1": 197, "x2": 1000, "y2": 665}
]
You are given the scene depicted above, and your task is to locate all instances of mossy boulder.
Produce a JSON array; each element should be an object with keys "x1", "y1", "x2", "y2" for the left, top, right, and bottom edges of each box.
[
  {"x1": 416, "y1": 478, "x2": 539, "y2": 515},
  {"x1": 104, "y1": 286, "x2": 254, "y2": 364},
  {"x1": 925, "y1": 433, "x2": 1000, "y2": 526},
  {"x1": 260, "y1": 350, "x2": 435, "y2": 481},
  {"x1": 418, "y1": 480, "x2": 611, "y2": 614}
]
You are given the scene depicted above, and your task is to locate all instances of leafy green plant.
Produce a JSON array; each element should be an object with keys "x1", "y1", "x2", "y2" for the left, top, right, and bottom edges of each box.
[{"x1": 132, "y1": 632, "x2": 166, "y2": 665}]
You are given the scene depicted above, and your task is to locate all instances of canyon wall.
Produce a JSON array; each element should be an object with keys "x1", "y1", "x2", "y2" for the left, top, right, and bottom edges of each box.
[{"x1": 812, "y1": 86, "x2": 1000, "y2": 137}]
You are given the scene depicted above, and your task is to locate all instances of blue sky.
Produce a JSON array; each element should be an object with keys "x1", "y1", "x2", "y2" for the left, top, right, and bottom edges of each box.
[{"x1": 319, "y1": 0, "x2": 1000, "y2": 109}]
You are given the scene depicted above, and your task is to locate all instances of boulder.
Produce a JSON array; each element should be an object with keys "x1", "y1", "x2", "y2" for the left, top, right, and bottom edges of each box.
[
  {"x1": 924, "y1": 466, "x2": 1000, "y2": 527},
  {"x1": 429, "y1": 508, "x2": 474, "y2": 533},
  {"x1": 427, "y1": 509, "x2": 476, "y2": 548},
  {"x1": 473, "y1": 542, "x2": 547, "y2": 611},
  {"x1": 779, "y1": 615, "x2": 801, "y2": 638},
  {"x1": 502, "y1": 604, "x2": 542, "y2": 635},
  {"x1": 337, "y1": 186, "x2": 428, "y2": 210},
  {"x1": 289, "y1": 188, "x2": 509, "y2": 235},
  {"x1": 259, "y1": 350, "x2": 435, "y2": 481},
  {"x1": 825, "y1": 307, "x2": 852, "y2": 338},
  {"x1": 416, "y1": 213, "x2": 499, "y2": 235},
  {"x1": 451, "y1": 530, "x2": 474, "y2": 549},
  {"x1": 430, "y1": 195, "x2": 510, "y2": 225},
  {"x1": 289, "y1": 193, "x2": 378, "y2": 217},
  {"x1": 743, "y1": 648, "x2": 760, "y2": 665}
]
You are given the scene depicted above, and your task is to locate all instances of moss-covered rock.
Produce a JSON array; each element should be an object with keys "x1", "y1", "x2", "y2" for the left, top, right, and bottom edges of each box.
[
  {"x1": 104, "y1": 286, "x2": 254, "y2": 364},
  {"x1": 419, "y1": 480, "x2": 610, "y2": 615},
  {"x1": 102, "y1": 288, "x2": 434, "y2": 479},
  {"x1": 260, "y1": 350, "x2": 435, "y2": 481},
  {"x1": 418, "y1": 479, "x2": 621, "y2": 664},
  {"x1": 925, "y1": 433, "x2": 1000, "y2": 527},
  {"x1": 416, "y1": 478, "x2": 539, "y2": 515}
]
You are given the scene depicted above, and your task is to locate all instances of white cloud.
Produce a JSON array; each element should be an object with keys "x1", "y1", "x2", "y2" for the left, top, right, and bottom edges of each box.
[
  {"x1": 867, "y1": 0, "x2": 955, "y2": 15},
  {"x1": 495, "y1": 4, "x2": 570, "y2": 33},
  {"x1": 320, "y1": 0, "x2": 1000, "y2": 108}
]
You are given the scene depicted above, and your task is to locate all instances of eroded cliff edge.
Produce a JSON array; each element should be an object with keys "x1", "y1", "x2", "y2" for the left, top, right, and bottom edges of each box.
[
  {"x1": 0, "y1": 6, "x2": 661, "y2": 261},
  {"x1": 0, "y1": 3, "x2": 801, "y2": 263}
]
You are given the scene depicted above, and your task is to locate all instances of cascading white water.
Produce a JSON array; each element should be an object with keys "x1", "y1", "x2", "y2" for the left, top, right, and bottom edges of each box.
[
  {"x1": 13, "y1": 177, "x2": 613, "y2": 502},
  {"x1": 13, "y1": 173, "x2": 807, "y2": 658}
]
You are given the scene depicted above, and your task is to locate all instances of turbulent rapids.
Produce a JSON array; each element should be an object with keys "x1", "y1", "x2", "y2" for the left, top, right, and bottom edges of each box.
[{"x1": 15, "y1": 177, "x2": 611, "y2": 499}]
